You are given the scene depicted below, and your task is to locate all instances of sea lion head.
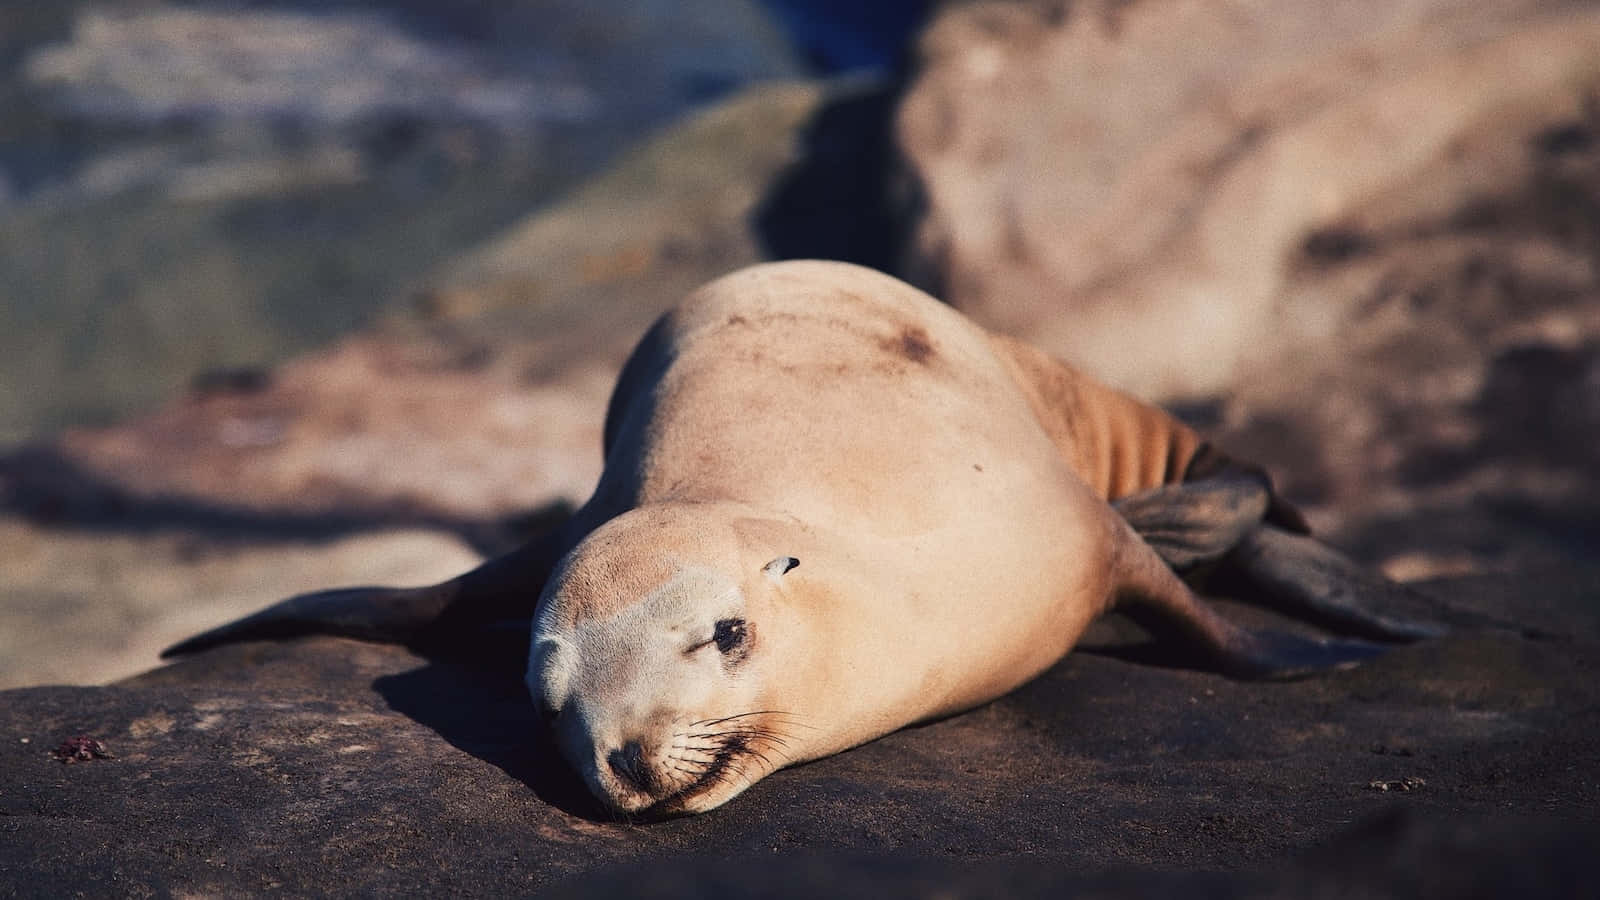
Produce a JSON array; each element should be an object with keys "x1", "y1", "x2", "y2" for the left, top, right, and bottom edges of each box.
[{"x1": 526, "y1": 505, "x2": 810, "y2": 816}]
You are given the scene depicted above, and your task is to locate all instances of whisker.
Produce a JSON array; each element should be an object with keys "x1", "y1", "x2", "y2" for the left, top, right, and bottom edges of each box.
[
  {"x1": 689, "y1": 710, "x2": 781, "y2": 728},
  {"x1": 691, "y1": 728, "x2": 785, "y2": 741},
  {"x1": 759, "y1": 714, "x2": 818, "y2": 731},
  {"x1": 690, "y1": 729, "x2": 790, "y2": 750},
  {"x1": 644, "y1": 707, "x2": 809, "y2": 812},
  {"x1": 666, "y1": 754, "x2": 715, "y2": 771}
]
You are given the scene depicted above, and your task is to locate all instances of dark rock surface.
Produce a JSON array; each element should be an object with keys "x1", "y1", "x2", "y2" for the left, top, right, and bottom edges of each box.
[{"x1": 3, "y1": 572, "x2": 1596, "y2": 895}]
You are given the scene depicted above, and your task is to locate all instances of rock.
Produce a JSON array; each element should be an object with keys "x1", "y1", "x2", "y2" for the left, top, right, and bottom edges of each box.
[
  {"x1": 409, "y1": 81, "x2": 827, "y2": 374},
  {"x1": 890, "y1": 0, "x2": 1600, "y2": 571},
  {"x1": 9, "y1": 332, "x2": 611, "y2": 526},
  {"x1": 895, "y1": 0, "x2": 1600, "y2": 400},
  {"x1": 1, "y1": 572, "x2": 1595, "y2": 894},
  {"x1": 539, "y1": 810, "x2": 1600, "y2": 898},
  {"x1": 4, "y1": 81, "x2": 826, "y2": 528},
  {"x1": 22, "y1": 8, "x2": 595, "y2": 130},
  {"x1": 0, "y1": 0, "x2": 803, "y2": 443},
  {"x1": 0, "y1": 80, "x2": 828, "y2": 689},
  {"x1": 0, "y1": 6, "x2": 1595, "y2": 886},
  {"x1": 0, "y1": 520, "x2": 482, "y2": 689},
  {"x1": 24, "y1": 3, "x2": 802, "y2": 133},
  {"x1": 1187, "y1": 93, "x2": 1600, "y2": 573}
]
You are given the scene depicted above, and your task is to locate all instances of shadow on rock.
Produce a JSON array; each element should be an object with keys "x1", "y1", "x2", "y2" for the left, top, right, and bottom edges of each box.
[
  {"x1": 373, "y1": 660, "x2": 607, "y2": 821},
  {"x1": 1394, "y1": 340, "x2": 1600, "y2": 490},
  {"x1": 533, "y1": 806, "x2": 1600, "y2": 899},
  {"x1": 0, "y1": 442, "x2": 569, "y2": 557},
  {"x1": 754, "y1": 80, "x2": 923, "y2": 279}
]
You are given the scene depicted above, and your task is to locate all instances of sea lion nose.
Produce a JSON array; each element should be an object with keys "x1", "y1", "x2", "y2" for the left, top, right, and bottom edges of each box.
[{"x1": 607, "y1": 740, "x2": 654, "y2": 793}]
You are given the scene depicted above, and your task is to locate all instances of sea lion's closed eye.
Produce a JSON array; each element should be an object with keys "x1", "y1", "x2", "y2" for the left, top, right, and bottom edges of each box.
[
  {"x1": 712, "y1": 619, "x2": 746, "y2": 654},
  {"x1": 687, "y1": 618, "x2": 747, "y2": 655}
]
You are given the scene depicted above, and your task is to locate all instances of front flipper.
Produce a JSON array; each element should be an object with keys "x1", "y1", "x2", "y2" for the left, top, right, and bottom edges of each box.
[
  {"x1": 161, "y1": 532, "x2": 565, "y2": 658},
  {"x1": 162, "y1": 584, "x2": 456, "y2": 657},
  {"x1": 1217, "y1": 526, "x2": 1446, "y2": 643}
]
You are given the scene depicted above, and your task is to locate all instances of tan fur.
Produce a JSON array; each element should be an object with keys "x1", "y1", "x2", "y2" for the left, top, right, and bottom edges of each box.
[
  {"x1": 527, "y1": 260, "x2": 1250, "y2": 815},
  {"x1": 987, "y1": 333, "x2": 1205, "y2": 500}
]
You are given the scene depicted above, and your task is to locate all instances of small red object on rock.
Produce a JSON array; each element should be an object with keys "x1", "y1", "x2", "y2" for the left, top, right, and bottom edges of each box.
[{"x1": 51, "y1": 735, "x2": 114, "y2": 763}]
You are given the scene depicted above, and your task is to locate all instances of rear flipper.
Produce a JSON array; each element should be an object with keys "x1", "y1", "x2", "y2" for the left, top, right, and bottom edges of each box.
[
  {"x1": 1109, "y1": 517, "x2": 1390, "y2": 680},
  {"x1": 1215, "y1": 526, "x2": 1446, "y2": 643},
  {"x1": 1111, "y1": 466, "x2": 1271, "y2": 571},
  {"x1": 161, "y1": 532, "x2": 564, "y2": 659},
  {"x1": 1113, "y1": 450, "x2": 1443, "y2": 644}
]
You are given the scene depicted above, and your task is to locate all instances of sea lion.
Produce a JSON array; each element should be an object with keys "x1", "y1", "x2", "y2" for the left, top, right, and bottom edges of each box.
[{"x1": 165, "y1": 260, "x2": 1437, "y2": 816}]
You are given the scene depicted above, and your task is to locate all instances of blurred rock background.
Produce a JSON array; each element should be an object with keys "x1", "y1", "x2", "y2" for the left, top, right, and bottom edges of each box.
[
  {"x1": 0, "y1": 0, "x2": 811, "y2": 443},
  {"x1": 0, "y1": 0, "x2": 914, "y2": 685},
  {"x1": 0, "y1": 0, "x2": 1595, "y2": 692}
]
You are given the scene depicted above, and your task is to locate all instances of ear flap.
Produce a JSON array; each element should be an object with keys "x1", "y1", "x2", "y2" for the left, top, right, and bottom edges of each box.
[{"x1": 762, "y1": 556, "x2": 799, "y2": 583}]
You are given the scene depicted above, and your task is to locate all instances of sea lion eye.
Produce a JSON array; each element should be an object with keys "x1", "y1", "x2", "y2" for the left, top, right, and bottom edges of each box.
[{"x1": 713, "y1": 618, "x2": 747, "y2": 654}]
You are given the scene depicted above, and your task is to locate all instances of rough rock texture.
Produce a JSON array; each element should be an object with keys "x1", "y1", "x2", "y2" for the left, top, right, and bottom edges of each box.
[
  {"x1": 896, "y1": 0, "x2": 1600, "y2": 399},
  {"x1": 2, "y1": 573, "x2": 1596, "y2": 895},
  {"x1": 409, "y1": 81, "x2": 829, "y2": 378},
  {"x1": 23, "y1": 8, "x2": 593, "y2": 129},
  {"x1": 893, "y1": 0, "x2": 1600, "y2": 578},
  {"x1": 21, "y1": 2, "x2": 801, "y2": 131},
  {"x1": 5, "y1": 82, "x2": 824, "y2": 527},
  {"x1": 0, "y1": 0, "x2": 802, "y2": 442},
  {"x1": 0, "y1": 523, "x2": 481, "y2": 688},
  {"x1": 1188, "y1": 96, "x2": 1600, "y2": 578}
]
